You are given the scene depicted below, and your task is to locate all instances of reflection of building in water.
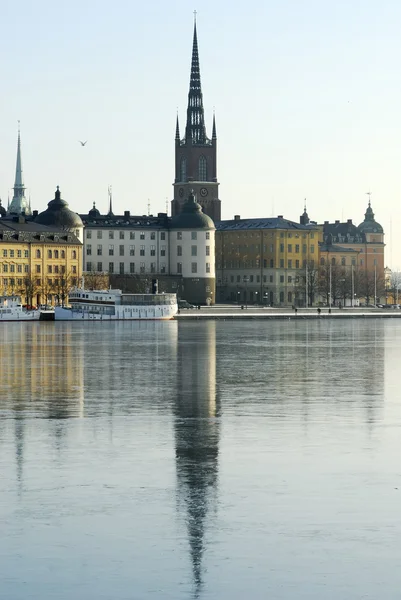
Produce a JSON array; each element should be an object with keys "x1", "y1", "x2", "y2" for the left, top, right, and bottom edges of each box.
[
  {"x1": 0, "y1": 324, "x2": 84, "y2": 414},
  {"x1": 0, "y1": 324, "x2": 84, "y2": 492},
  {"x1": 260, "y1": 320, "x2": 385, "y2": 428},
  {"x1": 81, "y1": 321, "x2": 179, "y2": 419},
  {"x1": 174, "y1": 321, "x2": 219, "y2": 598}
]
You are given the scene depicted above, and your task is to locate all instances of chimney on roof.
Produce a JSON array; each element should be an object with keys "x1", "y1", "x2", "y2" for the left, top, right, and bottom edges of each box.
[
  {"x1": 124, "y1": 210, "x2": 130, "y2": 218},
  {"x1": 347, "y1": 219, "x2": 352, "y2": 224},
  {"x1": 32, "y1": 209, "x2": 38, "y2": 218},
  {"x1": 234, "y1": 215, "x2": 240, "y2": 221},
  {"x1": 324, "y1": 220, "x2": 329, "y2": 224},
  {"x1": 335, "y1": 220, "x2": 340, "y2": 224},
  {"x1": 278, "y1": 215, "x2": 283, "y2": 219}
]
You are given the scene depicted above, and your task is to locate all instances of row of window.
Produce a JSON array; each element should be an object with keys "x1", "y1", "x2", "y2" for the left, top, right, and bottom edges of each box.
[
  {"x1": 2, "y1": 264, "x2": 76, "y2": 275},
  {"x1": 86, "y1": 244, "x2": 212, "y2": 257},
  {"x1": 178, "y1": 245, "x2": 210, "y2": 257},
  {"x1": 2, "y1": 249, "x2": 76, "y2": 260},
  {"x1": 2, "y1": 249, "x2": 29, "y2": 258},
  {"x1": 224, "y1": 274, "x2": 297, "y2": 285},
  {"x1": 279, "y1": 244, "x2": 314, "y2": 254},
  {"x1": 221, "y1": 259, "x2": 314, "y2": 269},
  {"x1": 86, "y1": 245, "x2": 167, "y2": 257},
  {"x1": 179, "y1": 156, "x2": 208, "y2": 182},
  {"x1": 87, "y1": 262, "x2": 167, "y2": 275},
  {"x1": 86, "y1": 262, "x2": 211, "y2": 275},
  {"x1": 0, "y1": 277, "x2": 77, "y2": 288},
  {"x1": 86, "y1": 230, "x2": 211, "y2": 241},
  {"x1": 320, "y1": 257, "x2": 374, "y2": 267},
  {"x1": 225, "y1": 231, "x2": 314, "y2": 240},
  {"x1": 227, "y1": 290, "x2": 295, "y2": 303}
]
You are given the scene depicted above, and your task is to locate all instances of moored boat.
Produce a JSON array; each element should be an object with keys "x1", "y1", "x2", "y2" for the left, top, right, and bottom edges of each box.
[
  {"x1": 0, "y1": 295, "x2": 55, "y2": 321},
  {"x1": 54, "y1": 287, "x2": 178, "y2": 321}
]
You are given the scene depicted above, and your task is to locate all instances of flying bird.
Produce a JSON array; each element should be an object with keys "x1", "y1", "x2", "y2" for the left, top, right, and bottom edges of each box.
[{"x1": 79, "y1": 140, "x2": 87, "y2": 146}]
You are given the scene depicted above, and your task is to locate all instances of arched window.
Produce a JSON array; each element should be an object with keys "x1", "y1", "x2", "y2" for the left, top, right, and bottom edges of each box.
[
  {"x1": 320, "y1": 257, "x2": 325, "y2": 265},
  {"x1": 331, "y1": 257, "x2": 336, "y2": 266},
  {"x1": 180, "y1": 157, "x2": 187, "y2": 182},
  {"x1": 198, "y1": 155, "x2": 207, "y2": 181},
  {"x1": 36, "y1": 249, "x2": 41, "y2": 259},
  {"x1": 341, "y1": 257, "x2": 346, "y2": 266}
]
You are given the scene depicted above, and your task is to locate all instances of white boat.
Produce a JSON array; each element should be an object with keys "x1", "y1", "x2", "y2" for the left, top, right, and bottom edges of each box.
[
  {"x1": 0, "y1": 295, "x2": 55, "y2": 321},
  {"x1": 54, "y1": 287, "x2": 178, "y2": 321}
]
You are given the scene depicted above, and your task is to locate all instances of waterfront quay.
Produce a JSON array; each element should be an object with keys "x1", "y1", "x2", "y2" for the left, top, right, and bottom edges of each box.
[{"x1": 175, "y1": 305, "x2": 401, "y2": 320}]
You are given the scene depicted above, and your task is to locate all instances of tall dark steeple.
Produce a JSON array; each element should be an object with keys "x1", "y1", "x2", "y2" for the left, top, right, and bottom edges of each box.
[
  {"x1": 185, "y1": 20, "x2": 206, "y2": 144},
  {"x1": 172, "y1": 15, "x2": 221, "y2": 223}
]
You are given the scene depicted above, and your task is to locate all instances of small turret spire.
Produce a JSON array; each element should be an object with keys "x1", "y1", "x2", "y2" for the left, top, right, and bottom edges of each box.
[
  {"x1": 108, "y1": 185, "x2": 114, "y2": 216},
  {"x1": 212, "y1": 111, "x2": 217, "y2": 139},
  {"x1": 300, "y1": 199, "x2": 309, "y2": 225},
  {"x1": 175, "y1": 113, "x2": 180, "y2": 140}
]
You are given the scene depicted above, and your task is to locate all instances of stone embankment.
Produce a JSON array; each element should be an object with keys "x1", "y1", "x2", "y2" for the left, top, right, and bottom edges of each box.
[{"x1": 174, "y1": 306, "x2": 401, "y2": 320}]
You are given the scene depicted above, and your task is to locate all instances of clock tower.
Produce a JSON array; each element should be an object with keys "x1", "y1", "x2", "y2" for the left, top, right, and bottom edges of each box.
[{"x1": 172, "y1": 18, "x2": 221, "y2": 222}]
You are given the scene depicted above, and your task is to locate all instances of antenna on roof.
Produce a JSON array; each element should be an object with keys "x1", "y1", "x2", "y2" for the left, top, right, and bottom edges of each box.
[
  {"x1": 165, "y1": 197, "x2": 169, "y2": 215},
  {"x1": 147, "y1": 199, "x2": 151, "y2": 216}
]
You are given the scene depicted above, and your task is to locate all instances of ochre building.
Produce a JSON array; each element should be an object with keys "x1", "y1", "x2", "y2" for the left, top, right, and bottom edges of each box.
[
  {"x1": 0, "y1": 216, "x2": 82, "y2": 306},
  {"x1": 216, "y1": 215, "x2": 322, "y2": 306}
]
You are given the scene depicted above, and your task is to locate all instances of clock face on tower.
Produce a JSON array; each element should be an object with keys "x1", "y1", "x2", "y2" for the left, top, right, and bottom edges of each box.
[
  {"x1": 200, "y1": 187, "x2": 208, "y2": 197},
  {"x1": 179, "y1": 187, "x2": 184, "y2": 198}
]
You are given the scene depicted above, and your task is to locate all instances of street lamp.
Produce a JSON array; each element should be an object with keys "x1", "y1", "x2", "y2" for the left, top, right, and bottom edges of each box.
[
  {"x1": 255, "y1": 291, "x2": 259, "y2": 305},
  {"x1": 243, "y1": 276, "x2": 249, "y2": 309}
]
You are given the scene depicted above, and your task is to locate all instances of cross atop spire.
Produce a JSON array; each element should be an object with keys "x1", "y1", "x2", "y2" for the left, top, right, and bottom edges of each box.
[{"x1": 185, "y1": 17, "x2": 207, "y2": 144}]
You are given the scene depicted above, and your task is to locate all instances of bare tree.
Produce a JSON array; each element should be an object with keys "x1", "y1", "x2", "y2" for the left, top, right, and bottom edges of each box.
[
  {"x1": 297, "y1": 261, "x2": 319, "y2": 306},
  {"x1": 22, "y1": 274, "x2": 41, "y2": 307},
  {"x1": 53, "y1": 272, "x2": 77, "y2": 306},
  {"x1": 388, "y1": 270, "x2": 401, "y2": 304},
  {"x1": 358, "y1": 270, "x2": 385, "y2": 305},
  {"x1": 84, "y1": 268, "x2": 109, "y2": 291}
]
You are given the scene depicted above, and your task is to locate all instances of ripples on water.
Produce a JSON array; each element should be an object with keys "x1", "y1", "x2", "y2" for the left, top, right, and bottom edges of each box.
[{"x1": 1, "y1": 320, "x2": 401, "y2": 599}]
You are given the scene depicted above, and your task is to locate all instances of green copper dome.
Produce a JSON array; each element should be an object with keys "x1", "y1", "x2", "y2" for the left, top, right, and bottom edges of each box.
[
  {"x1": 358, "y1": 202, "x2": 383, "y2": 234},
  {"x1": 171, "y1": 191, "x2": 215, "y2": 229}
]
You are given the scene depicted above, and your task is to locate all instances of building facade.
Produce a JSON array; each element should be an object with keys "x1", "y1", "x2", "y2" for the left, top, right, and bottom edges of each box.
[
  {"x1": 216, "y1": 215, "x2": 321, "y2": 306},
  {"x1": 80, "y1": 192, "x2": 216, "y2": 305},
  {"x1": 319, "y1": 198, "x2": 385, "y2": 303},
  {"x1": 172, "y1": 20, "x2": 221, "y2": 223},
  {"x1": 0, "y1": 216, "x2": 82, "y2": 306}
]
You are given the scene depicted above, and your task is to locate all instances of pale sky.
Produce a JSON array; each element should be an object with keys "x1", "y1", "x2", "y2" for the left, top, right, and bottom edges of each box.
[{"x1": 1, "y1": 0, "x2": 401, "y2": 266}]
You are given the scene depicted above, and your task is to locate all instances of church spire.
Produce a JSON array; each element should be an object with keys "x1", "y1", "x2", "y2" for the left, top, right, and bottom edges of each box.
[
  {"x1": 8, "y1": 123, "x2": 31, "y2": 216},
  {"x1": 15, "y1": 123, "x2": 24, "y2": 189},
  {"x1": 185, "y1": 16, "x2": 207, "y2": 144},
  {"x1": 175, "y1": 113, "x2": 180, "y2": 140},
  {"x1": 108, "y1": 185, "x2": 114, "y2": 216},
  {"x1": 212, "y1": 111, "x2": 216, "y2": 139}
]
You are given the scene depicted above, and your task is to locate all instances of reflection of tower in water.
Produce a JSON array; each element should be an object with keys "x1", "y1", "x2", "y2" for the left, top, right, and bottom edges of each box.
[{"x1": 174, "y1": 322, "x2": 219, "y2": 597}]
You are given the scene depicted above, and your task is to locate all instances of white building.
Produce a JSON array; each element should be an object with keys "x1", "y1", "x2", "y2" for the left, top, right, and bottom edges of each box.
[{"x1": 80, "y1": 192, "x2": 216, "y2": 304}]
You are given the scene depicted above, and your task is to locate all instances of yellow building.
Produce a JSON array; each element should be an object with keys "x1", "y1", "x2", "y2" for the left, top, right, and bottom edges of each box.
[
  {"x1": 216, "y1": 215, "x2": 322, "y2": 306},
  {"x1": 0, "y1": 216, "x2": 82, "y2": 306}
]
